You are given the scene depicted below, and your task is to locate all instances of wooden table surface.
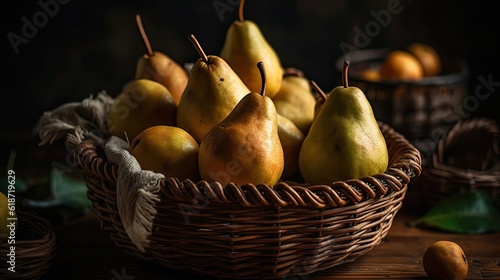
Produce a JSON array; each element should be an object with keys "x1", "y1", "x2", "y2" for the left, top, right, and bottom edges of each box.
[{"x1": 38, "y1": 192, "x2": 500, "y2": 280}]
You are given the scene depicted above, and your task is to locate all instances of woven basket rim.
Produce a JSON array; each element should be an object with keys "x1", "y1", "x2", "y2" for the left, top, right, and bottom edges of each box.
[
  {"x1": 0, "y1": 209, "x2": 57, "y2": 279},
  {"x1": 429, "y1": 117, "x2": 500, "y2": 181},
  {"x1": 71, "y1": 122, "x2": 422, "y2": 279},
  {"x1": 73, "y1": 122, "x2": 422, "y2": 209}
]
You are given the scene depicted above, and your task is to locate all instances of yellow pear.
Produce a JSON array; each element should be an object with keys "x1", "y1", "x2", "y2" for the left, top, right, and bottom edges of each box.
[
  {"x1": 277, "y1": 114, "x2": 305, "y2": 180},
  {"x1": 107, "y1": 79, "x2": 177, "y2": 141},
  {"x1": 220, "y1": 0, "x2": 283, "y2": 98},
  {"x1": 299, "y1": 61, "x2": 389, "y2": 184},
  {"x1": 272, "y1": 68, "x2": 316, "y2": 135},
  {"x1": 0, "y1": 191, "x2": 17, "y2": 243},
  {"x1": 129, "y1": 125, "x2": 200, "y2": 181},
  {"x1": 134, "y1": 14, "x2": 188, "y2": 105},
  {"x1": 199, "y1": 62, "x2": 284, "y2": 186},
  {"x1": 177, "y1": 34, "x2": 249, "y2": 144}
]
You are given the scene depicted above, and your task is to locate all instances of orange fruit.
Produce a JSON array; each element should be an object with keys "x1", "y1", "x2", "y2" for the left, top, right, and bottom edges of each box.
[
  {"x1": 379, "y1": 50, "x2": 424, "y2": 81},
  {"x1": 360, "y1": 69, "x2": 381, "y2": 82},
  {"x1": 423, "y1": 240, "x2": 468, "y2": 280},
  {"x1": 407, "y1": 43, "x2": 441, "y2": 77}
]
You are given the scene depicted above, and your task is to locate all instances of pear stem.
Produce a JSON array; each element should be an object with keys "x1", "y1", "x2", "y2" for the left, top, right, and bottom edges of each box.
[
  {"x1": 283, "y1": 67, "x2": 305, "y2": 78},
  {"x1": 310, "y1": 80, "x2": 327, "y2": 102},
  {"x1": 188, "y1": 34, "x2": 209, "y2": 64},
  {"x1": 238, "y1": 0, "x2": 245, "y2": 22},
  {"x1": 136, "y1": 14, "x2": 154, "y2": 57},
  {"x1": 257, "y1": 61, "x2": 266, "y2": 96},
  {"x1": 343, "y1": 60, "x2": 350, "y2": 88}
]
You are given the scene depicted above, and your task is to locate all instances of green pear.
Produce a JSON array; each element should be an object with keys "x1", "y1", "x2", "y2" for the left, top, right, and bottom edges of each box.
[
  {"x1": 272, "y1": 68, "x2": 316, "y2": 135},
  {"x1": 277, "y1": 114, "x2": 305, "y2": 180},
  {"x1": 220, "y1": 0, "x2": 283, "y2": 98},
  {"x1": 107, "y1": 79, "x2": 177, "y2": 141},
  {"x1": 177, "y1": 34, "x2": 250, "y2": 144},
  {"x1": 299, "y1": 61, "x2": 389, "y2": 184},
  {"x1": 199, "y1": 62, "x2": 284, "y2": 186},
  {"x1": 134, "y1": 14, "x2": 188, "y2": 105},
  {"x1": 129, "y1": 125, "x2": 200, "y2": 181}
]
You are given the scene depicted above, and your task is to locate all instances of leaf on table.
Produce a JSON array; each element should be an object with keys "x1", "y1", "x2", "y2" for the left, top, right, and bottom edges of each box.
[
  {"x1": 24, "y1": 169, "x2": 91, "y2": 209},
  {"x1": 408, "y1": 191, "x2": 500, "y2": 234}
]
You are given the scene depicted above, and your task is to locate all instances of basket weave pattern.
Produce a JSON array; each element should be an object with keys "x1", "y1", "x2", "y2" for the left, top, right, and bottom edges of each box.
[
  {"x1": 72, "y1": 122, "x2": 421, "y2": 279},
  {"x1": 0, "y1": 210, "x2": 57, "y2": 279},
  {"x1": 420, "y1": 118, "x2": 500, "y2": 207}
]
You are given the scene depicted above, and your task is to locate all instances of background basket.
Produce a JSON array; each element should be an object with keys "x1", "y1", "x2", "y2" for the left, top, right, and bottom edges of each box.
[
  {"x1": 70, "y1": 122, "x2": 421, "y2": 279},
  {"x1": 418, "y1": 117, "x2": 500, "y2": 208},
  {"x1": 336, "y1": 48, "x2": 470, "y2": 164},
  {"x1": 0, "y1": 209, "x2": 57, "y2": 279}
]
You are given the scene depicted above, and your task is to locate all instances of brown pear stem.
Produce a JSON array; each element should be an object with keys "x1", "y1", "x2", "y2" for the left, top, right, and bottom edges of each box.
[
  {"x1": 257, "y1": 61, "x2": 266, "y2": 96},
  {"x1": 136, "y1": 14, "x2": 154, "y2": 57},
  {"x1": 310, "y1": 80, "x2": 327, "y2": 102},
  {"x1": 343, "y1": 60, "x2": 350, "y2": 88},
  {"x1": 283, "y1": 67, "x2": 305, "y2": 78},
  {"x1": 188, "y1": 34, "x2": 209, "y2": 64},
  {"x1": 238, "y1": 0, "x2": 245, "y2": 22}
]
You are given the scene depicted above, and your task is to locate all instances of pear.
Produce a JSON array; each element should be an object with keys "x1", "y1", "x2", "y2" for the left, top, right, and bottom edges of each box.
[
  {"x1": 277, "y1": 114, "x2": 305, "y2": 180},
  {"x1": 199, "y1": 62, "x2": 284, "y2": 186},
  {"x1": 310, "y1": 80, "x2": 328, "y2": 120},
  {"x1": 177, "y1": 34, "x2": 249, "y2": 144},
  {"x1": 107, "y1": 79, "x2": 177, "y2": 141},
  {"x1": 220, "y1": 0, "x2": 283, "y2": 98},
  {"x1": 406, "y1": 43, "x2": 441, "y2": 77},
  {"x1": 272, "y1": 68, "x2": 316, "y2": 135},
  {"x1": 379, "y1": 50, "x2": 423, "y2": 81},
  {"x1": 299, "y1": 61, "x2": 389, "y2": 184},
  {"x1": 129, "y1": 125, "x2": 200, "y2": 181},
  {"x1": 134, "y1": 14, "x2": 188, "y2": 105}
]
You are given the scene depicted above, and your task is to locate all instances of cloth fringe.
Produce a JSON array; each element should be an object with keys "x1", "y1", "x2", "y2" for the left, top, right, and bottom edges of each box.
[{"x1": 35, "y1": 91, "x2": 161, "y2": 252}]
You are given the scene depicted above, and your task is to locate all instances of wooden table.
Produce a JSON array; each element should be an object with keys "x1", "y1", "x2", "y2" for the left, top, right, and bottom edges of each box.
[{"x1": 39, "y1": 193, "x2": 500, "y2": 280}]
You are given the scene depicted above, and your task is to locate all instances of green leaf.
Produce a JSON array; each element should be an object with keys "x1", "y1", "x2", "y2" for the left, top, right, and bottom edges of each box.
[
  {"x1": 409, "y1": 191, "x2": 500, "y2": 234},
  {"x1": 23, "y1": 169, "x2": 92, "y2": 224}
]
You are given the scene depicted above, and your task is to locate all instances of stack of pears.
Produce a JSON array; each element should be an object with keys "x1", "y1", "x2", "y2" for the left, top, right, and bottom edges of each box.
[{"x1": 105, "y1": 3, "x2": 390, "y2": 187}]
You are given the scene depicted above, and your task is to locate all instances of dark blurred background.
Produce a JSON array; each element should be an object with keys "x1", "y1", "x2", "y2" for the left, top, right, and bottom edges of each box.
[{"x1": 2, "y1": 0, "x2": 499, "y2": 168}]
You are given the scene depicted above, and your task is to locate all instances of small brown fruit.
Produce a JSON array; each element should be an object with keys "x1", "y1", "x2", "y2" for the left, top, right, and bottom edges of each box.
[{"x1": 423, "y1": 240, "x2": 468, "y2": 280}]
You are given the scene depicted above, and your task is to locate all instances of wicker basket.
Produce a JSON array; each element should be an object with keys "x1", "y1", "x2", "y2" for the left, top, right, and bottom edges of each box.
[
  {"x1": 419, "y1": 117, "x2": 500, "y2": 208},
  {"x1": 335, "y1": 48, "x2": 470, "y2": 163},
  {"x1": 69, "y1": 121, "x2": 421, "y2": 279},
  {"x1": 0, "y1": 209, "x2": 57, "y2": 279}
]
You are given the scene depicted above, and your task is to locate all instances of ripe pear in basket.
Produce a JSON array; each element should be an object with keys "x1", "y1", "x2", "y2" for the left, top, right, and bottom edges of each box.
[
  {"x1": 300, "y1": 61, "x2": 389, "y2": 184},
  {"x1": 176, "y1": 34, "x2": 249, "y2": 144},
  {"x1": 198, "y1": 61, "x2": 284, "y2": 186},
  {"x1": 220, "y1": 0, "x2": 283, "y2": 99},
  {"x1": 133, "y1": 14, "x2": 188, "y2": 105}
]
